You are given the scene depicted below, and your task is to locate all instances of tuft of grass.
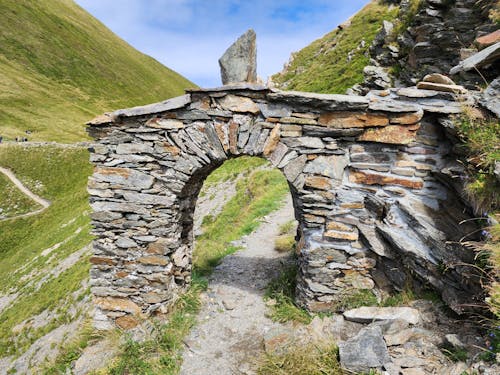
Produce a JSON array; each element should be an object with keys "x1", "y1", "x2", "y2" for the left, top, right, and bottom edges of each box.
[
  {"x1": 333, "y1": 289, "x2": 379, "y2": 312},
  {"x1": 454, "y1": 111, "x2": 499, "y2": 213},
  {"x1": 257, "y1": 343, "x2": 342, "y2": 375},
  {"x1": 274, "y1": 219, "x2": 297, "y2": 253},
  {"x1": 274, "y1": 235, "x2": 296, "y2": 253},
  {"x1": 265, "y1": 265, "x2": 311, "y2": 324},
  {"x1": 0, "y1": 0, "x2": 194, "y2": 142},
  {"x1": 271, "y1": 1, "x2": 399, "y2": 94}
]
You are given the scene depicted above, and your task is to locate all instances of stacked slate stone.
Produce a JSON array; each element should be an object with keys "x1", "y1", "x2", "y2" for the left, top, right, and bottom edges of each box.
[{"x1": 87, "y1": 84, "x2": 483, "y2": 329}]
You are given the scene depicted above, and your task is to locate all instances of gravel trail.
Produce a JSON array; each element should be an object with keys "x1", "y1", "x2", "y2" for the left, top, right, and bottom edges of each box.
[{"x1": 180, "y1": 195, "x2": 295, "y2": 375}]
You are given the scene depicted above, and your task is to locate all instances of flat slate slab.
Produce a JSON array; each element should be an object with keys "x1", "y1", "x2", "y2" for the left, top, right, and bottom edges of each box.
[{"x1": 343, "y1": 306, "x2": 420, "y2": 325}]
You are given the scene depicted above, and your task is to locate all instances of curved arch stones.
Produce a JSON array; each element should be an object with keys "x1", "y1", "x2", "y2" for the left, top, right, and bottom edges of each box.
[{"x1": 87, "y1": 84, "x2": 482, "y2": 330}]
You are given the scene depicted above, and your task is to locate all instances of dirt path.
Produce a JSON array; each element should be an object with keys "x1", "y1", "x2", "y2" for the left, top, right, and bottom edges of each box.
[
  {"x1": 0, "y1": 166, "x2": 50, "y2": 221},
  {"x1": 180, "y1": 195, "x2": 295, "y2": 375}
]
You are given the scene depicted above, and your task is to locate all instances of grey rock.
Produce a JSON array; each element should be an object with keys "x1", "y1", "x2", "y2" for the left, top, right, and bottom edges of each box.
[
  {"x1": 450, "y1": 42, "x2": 500, "y2": 74},
  {"x1": 444, "y1": 333, "x2": 466, "y2": 349},
  {"x1": 113, "y1": 94, "x2": 191, "y2": 119},
  {"x1": 93, "y1": 168, "x2": 154, "y2": 190},
  {"x1": 343, "y1": 306, "x2": 420, "y2": 325},
  {"x1": 116, "y1": 237, "x2": 138, "y2": 248},
  {"x1": 303, "y1": 155, "x2": 348, "y2": 180},
  {"x1": 268, "y1": 89, "x2": 369, "y2": 110},
  {"x1": 283, "y1": 154, "x2": 307, "y2": 182},
  {"x1": 116, "y1": 143, "x2": 154, "y2": 154},
  {"x1": 479, "y1": 78, "x2": 500, "y2": 117},
  {"x1": 219, "y1": 29, "x2": 257, "y2": 85},
  {"x1": 339, "y1": 325, "x2": 390, "y2": 373}
]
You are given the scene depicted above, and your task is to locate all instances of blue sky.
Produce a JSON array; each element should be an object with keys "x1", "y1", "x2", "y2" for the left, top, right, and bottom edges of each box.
[{"x1": 75, "y1": 0, "x2": 370, "y2": 87}]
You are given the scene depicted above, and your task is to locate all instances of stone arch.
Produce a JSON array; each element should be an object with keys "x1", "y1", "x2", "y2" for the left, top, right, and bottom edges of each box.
[{"x1": 87, "y1": 85, "x2": 483, "y2": 329}]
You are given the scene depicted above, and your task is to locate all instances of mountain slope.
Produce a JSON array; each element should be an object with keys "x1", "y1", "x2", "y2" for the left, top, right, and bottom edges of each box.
[
  {"x1": 0, "y1": 0, "x2": 194, "y2": 142},
  {"x1": 270, "y1": 0, "x2": 398, "y2": 94}
]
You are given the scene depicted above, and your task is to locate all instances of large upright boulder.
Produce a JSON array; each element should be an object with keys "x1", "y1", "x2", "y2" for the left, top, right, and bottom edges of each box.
[{"x1": 219, "y1": 29, "x2": 257, "y2": 85}]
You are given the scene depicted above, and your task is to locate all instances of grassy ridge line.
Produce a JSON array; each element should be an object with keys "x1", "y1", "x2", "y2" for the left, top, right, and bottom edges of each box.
[
  {"x1": 271, "y1": 1, "x2": 398, "y2": 94},
  {"x1": 0, "y1": 145, "x2": 93, "y2": 357},
  {"x1": 0, "y1": 0, "x2": 195, "y2": 142}
]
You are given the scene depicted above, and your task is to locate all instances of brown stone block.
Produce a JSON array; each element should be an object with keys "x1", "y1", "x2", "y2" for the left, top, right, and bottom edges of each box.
[
  {"x1": 146, "y1": 238, "x2": 175, "y2": 255},
  {"x1": 280, "y1": 116, "x2": 317, "y2": 125},
  {"x1": 115, "y1": 315, "x2": 139, "y2": 329},
  {"x1": 90, "y1": 256, "x2": 117, "y2": 266},
  {"x1": 324, "y1": 229, "x2": 359, "y2": 241},
  {"x1": 218, "y1": 95, "x2": 260, "y2": 114},
  {"x1": 395, "y1": 160, "x2": 433, "y2": 170},
  {"x1": 326, "y1": 221, "x2": 354, "y2": 232},
  {"x1": 95, "y1": 297, "x2": 141, "y2": 315},
  {"x1": 358, "y1": 125, "x2": 419, "y2": 144},
  {"x1": 349, "y1": 170, "x2": 424, "y2": 189},
  {"x1": 214, "y1": 122, "x2": 229, "y2": 152},
  {"x1": 265, "y1": 117, "x2": 281, "y2": 123},
  {"x1": 162, "y1": 142, "x2": 180, "y2": 156},
  {"x1": 339, "y1": 202, "x2": 365, "y2": 209},
  {"x1": 95, "y1": 166, "x2": 130, "y2": 178},
  {"x1": 229, "y1": 120, "x2": 239, "y2": 154},
  {"x1": 116, "y1": 271, "x2": 129, "y2": 278},
  {"x1": 318, "y1": 112, "x2": 388, "y2": 128},
  {"x1": 389, "y1": 109, "x2": 423, "y2": 125},
  {"x1": 304, "y1": 176, "x2": 332, "y2": 190},
  {"x1": 138, "y1": 255, "x2": 169, "y2": 266},
  {"x1": 475, "y1": 29, "x2": 500, "y2": 49},
  {"x1": 263, "y1": 124, "x2": 281, "y2": 156},
  {"x1": 304, "y1": 214, "x2": 326, "y2": 224}
]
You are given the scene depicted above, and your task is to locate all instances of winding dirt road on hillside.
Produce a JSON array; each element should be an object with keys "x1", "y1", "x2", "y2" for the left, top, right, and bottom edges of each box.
[
  {"x1": 0, "y1": 166, "x2": 50, "y2": 221},
  {"x1": 180, "y1": 196, "x2": 295, "y2": 375}
]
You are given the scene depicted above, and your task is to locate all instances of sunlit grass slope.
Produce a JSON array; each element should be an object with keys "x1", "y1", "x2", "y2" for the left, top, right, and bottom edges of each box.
[
  {"x1": 271, "y1": 0, "x2": 398, "y2": 94},
  {"x1": 0, "y1": 0, "x2": 195, "y2": 142},
  {"x1": 0, "y1": 145, "x2": 93, "y2": 356}
]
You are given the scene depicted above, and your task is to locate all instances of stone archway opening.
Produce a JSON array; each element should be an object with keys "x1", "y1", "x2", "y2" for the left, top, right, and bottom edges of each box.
[
  {"x1": 88, "y1": 85, "x2": 483, "y2": 330},
  {"x1": 189, "y1": 156, "x2": 297, "y2": 277}
]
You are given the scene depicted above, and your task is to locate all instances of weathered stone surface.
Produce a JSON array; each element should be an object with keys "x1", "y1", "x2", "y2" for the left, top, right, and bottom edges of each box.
[
  {"x1": 138, "y1": 255, "x2": 169, "y2": 266},
  {"x1": 349, "y1": 170, "x2": 424, "y2": 189},
  {"x1": 324, "y1": 229, "x2": 358, "y2": 241},
  {"x1": 93, "y1": 167, "x2": 154, "y2": 190},
  {"x1": 283, "y1": 154, "x2": 307, "y2": 182},
  {"x1": 303, "y1": 155, "x2": 348, "y2": 180},
  {"x1": 416, "y1": 81, "x2": 467, "y2": 94},
  {"x1": 479, "y1": 77, "x2": 500, "y2": 117},
  {"x1": 115, "y1": 315, "x2": 139, "y2": 329},
  {"x1": 218, "y1": 95, "x2": 260, "y2": 114},
  {"x1": 146, "y1": 118, "x2": 185, "y2": 130},
  {"x1": 422, "y1": 73, "x2": 455, "y2": 85},
  {"x1": 268, "y1": 90, "x2": 369, "y2": 110},
  {"x1": 475, "y1": 29, "x2": 500, "y2": 49},
  {"x1": 304, "y1": 176, "x2": 332, "y2": 190},
  {"x1": 318, "y1": 112, "x2": 388, "y2": 128},
  {"x1": 389, "y1": 109, "x2": 423, "y2": 125},
  {"x1": 95, "y1": 297, "x2": 141, "y2": 315},
  {"x1": 219, "y1": 29, "x2": 257, "y2": 85},
  {"x1": 263, "y1": 124, "x2": 281, "y2": 156},
  {"x1": 344, "y1": 306, "x2": 420, "y2": 325},
  {"x1": 450, "y1": 42, "x2": 500, "y2": 74},
  {"x1": 358, "y1": 125, "x2": 419, "y2": 144},
  {"x1": 339, "y1": 325, "x2": 390, "y2": 373},
  {"x1": 114, "y1": 94, "x2": 190, "y2": 118}
]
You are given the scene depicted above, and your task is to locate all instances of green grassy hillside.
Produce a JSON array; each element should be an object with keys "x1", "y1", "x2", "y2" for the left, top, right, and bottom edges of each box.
[
  {"x1": 0, "y1": 0, "x2": 194, "y2": 142},
  {"x1": 271, "y1": 0, "x2": 398, "y2": 94},
  {"x1": 0, "y1": 145, "x2": 92, "y2": 357}
]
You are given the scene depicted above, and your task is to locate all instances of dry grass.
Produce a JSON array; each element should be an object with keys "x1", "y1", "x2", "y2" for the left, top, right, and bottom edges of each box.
[{"x1": 257, "y1": 343, "x2": 343, "y2": 375}]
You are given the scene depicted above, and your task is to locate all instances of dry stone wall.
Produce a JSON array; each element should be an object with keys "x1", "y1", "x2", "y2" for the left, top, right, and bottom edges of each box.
[{"x1": 87, "y1": 84, "x2": 483, "y2": 329}]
